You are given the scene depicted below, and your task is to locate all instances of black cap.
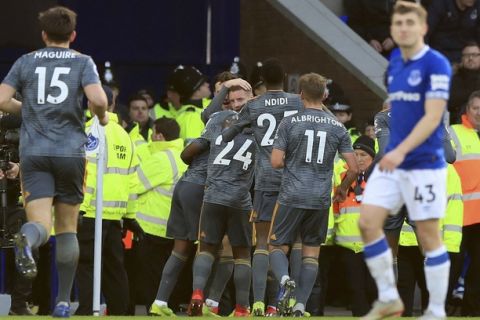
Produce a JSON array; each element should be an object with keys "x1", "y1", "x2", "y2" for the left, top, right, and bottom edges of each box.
[
  {"x1": 353, "y1": 135, "x2": 376, "y2": 159},
  {"x1": 167, "y1": 65, "x2": 207, "y2": 99}
]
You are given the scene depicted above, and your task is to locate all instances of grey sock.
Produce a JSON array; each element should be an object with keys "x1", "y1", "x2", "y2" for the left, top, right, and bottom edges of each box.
[
  {"x1": 207, "y1": 256, "x2": 234, "y2": 302},
  {"x1": 192, "y1": 252, "x2": 215, "y2": 291},
  {"x1": 55, "y1": 233, "x2": 79, "y2": 303},
  {"x1": 156, "y1": 251, "x2": 188, "y2": 301},
  {"x1": 289, "y1": 244, "x2": 302, "y2": 283},
  {"x1": 296, "y1": 257, "x2": 319, "y2": 305},
  {"x1": 234, "y1": 259, "x2": 251, "y2": 307},
  {"x1": 269, "y1": 249, "x2": 289, "y2": 283},
  {"x1": 252, "y1": 249, "x2": 269, "y2": 302},
  {"x1": 20, "y1": 222, "x2": 48, "y2": 249},
  {"x1": 266, "y1": 270, "x2": 279, "y2": 306}
]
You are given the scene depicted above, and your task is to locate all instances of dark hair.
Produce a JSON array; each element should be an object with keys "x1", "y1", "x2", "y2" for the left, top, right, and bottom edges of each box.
[
  {"x1": 215, "y1": 71, "x2": 237, "y2": 84},
  {"x1": 299, "y1": 73, "x2": 328, "y2": 102},
  {"x1": 467, "y1": 90, "x2": 480, "y2": 109},
  {"x1": 137, "y1": 89, "x2": 155, "y2": 101},
  {"x1": 393, "y1": 1, "x2": 427, "y2": 23},
  {"x1": 261, "y1": 58, "x2": 284, "y2": 86},
  {"x1": 153, "y1": 117, "x2": 180, "y2": 141},
  {"x1": 127, "y1": 94, "x2": 148, "y2": 109},
  {"x1": 38, "y1": 6, "x2": 77, "y2": 43}
]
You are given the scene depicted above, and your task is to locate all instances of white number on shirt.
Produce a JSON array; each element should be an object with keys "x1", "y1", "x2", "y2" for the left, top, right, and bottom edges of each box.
[
  {"x1": 257, "y1": 110, "x2": 298, "y2": 146},
  {"x1": 35, "y1": 67, "x2": 71, "y2": 104},
  {"x1": 304, "y1": 130, "x2": 327, "y2": 164},
  {"x1": 213, "y1": 136, "x2": 253, "y2": 170}
]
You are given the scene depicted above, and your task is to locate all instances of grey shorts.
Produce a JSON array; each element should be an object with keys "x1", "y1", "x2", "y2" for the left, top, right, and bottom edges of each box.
[
  {"x1": 166, "y1": 180, "x2": 205, "y2": 241},
  {"x1": 198, "y1": 202, "x2": 252, "y2": 247},
  {"x1": 269, "y1": 203, "x2": 329, "y2": 247},
  {"x1": 20, "y1": 155, "x2": 85, "y2": 204},
  {"x1": 251, "y1": 190, "x2": 279, "y2": 222}
]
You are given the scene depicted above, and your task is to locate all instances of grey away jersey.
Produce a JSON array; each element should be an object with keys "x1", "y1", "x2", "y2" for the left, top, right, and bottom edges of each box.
[
  {"x1": 181, "y1": 149, "x2": 209, "y2": 186},
  {"x1": 374, "y1": 109, "x2": 391, "y2": 157},
  {"x1": 237, "y1": 91, "x2": 303, "y2": 192},
  {"x1": 202, "y1": 110, "x2": 255, "y2": 210},
  {"x1": 274, "y1": 108, "x2": 353, "y2": 209},
  {"x1": 2, "y1": 47, "x2": 100, "y2": 158}
]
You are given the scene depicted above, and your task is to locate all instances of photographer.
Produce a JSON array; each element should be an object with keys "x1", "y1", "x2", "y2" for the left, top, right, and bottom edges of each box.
[{"x1": 0, "y1": 115, "x2": 34, "y2": 315}]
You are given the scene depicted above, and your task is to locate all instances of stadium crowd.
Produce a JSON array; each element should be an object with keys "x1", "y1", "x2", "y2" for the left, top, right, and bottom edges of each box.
[{"x1": 0, "y1": 0, "x2": 479, "y2": 318}]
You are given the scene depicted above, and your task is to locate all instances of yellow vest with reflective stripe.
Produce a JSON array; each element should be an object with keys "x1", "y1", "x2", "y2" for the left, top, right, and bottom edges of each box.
[
  {"x1": 333, "y1": 164, "x2": 364, "y2": 253},
  {"x1": 128, "y1": 123, "x2": 152, "y2": 161},
  {"x1": 175, "y1": 104, "x2": 205, "y2": 143},
  {"x1": 450, "y1": 119, "x2": 480, "y2": 226},
  {"x1": 136, "y1": 138, "x2": 187, "y2": 238},
  {"x1": 399, "y1": 164, "x2": 464, "y2": 251},
  {"x1": 443, "y1": 164, "x2": 463, "y2": 253},
  {"x1": 150, "y1": 103, "x2": 174, "y2": 120},
  {"x1": 81, "y1": 117, "x2": 139, "y2": 221}
]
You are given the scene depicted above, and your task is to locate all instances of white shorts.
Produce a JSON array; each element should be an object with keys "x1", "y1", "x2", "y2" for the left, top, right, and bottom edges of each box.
[{"x1": 362, "y1": 165, "x2": 447, "y2": 221}]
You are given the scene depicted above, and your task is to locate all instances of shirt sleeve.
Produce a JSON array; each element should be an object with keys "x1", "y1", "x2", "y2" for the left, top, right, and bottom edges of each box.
[
  {"x1": 81, "y1": 57, "x2": 101, "y2": 87},
  {"x1": 338, "y1": 130, "x2": 354, "y2": 154},
  {"x1": 2, "y1": 56, "x2": 24, "y2": 90},
  {"x1": 425, "y1": 55, "x2": 452, "y2": 101},
  {"x1": 273, "y1": 118, "x2": 289, "y2": 151}
]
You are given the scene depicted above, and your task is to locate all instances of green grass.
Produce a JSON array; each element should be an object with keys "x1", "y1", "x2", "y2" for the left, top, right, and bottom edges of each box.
[{"x1": 1, "y1": 317, "x2": 479, "y2": 319}]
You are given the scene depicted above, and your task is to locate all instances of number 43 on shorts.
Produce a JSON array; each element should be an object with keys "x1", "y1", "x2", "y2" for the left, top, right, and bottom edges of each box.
[{"x1": 414, "y1": 184, "x2": 436, "y2": 203}]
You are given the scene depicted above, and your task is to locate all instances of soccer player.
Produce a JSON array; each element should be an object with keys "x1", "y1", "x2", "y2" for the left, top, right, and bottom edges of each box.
[
  {"x1": 222, "y1": 58, "x2": 305, "y2": 316},
  {"x1": 0, "y1": 6, "x2": 108, "y2": 317},
  {"x1": 270, "y1": 73, "x2": 358, "y2": 316},
  {"x1": 358, "y1": 2, "x2": 452, "y2": 320},
  {"x1": 149, "y1": 76, "x2": 250, "y2": 316},
  {"x1": 188, "y1": 87, "x2": 256, "y2": 317}
]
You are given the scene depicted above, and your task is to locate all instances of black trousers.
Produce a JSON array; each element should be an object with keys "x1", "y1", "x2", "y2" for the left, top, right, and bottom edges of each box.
[
  {"x1": 337, "y1": 246, "x2": 377, "y2": 316},
  {"x1": 76, "y1": 218, "x2": 129, "y2": 315},
  {"x1": 461, "y1": 223, "x2": 480, "y2": 316},
  {"x1": 397, "y1": 246, "x2": 428, "y2": 316},
  {"x1": 133, "y1": 233, "x2": 173, "y2": 312}
]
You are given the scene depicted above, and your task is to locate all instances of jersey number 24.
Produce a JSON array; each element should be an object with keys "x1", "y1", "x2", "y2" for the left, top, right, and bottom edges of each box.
[{"x1": 213, "y1": 136, "x2": 253, "y2": 170}]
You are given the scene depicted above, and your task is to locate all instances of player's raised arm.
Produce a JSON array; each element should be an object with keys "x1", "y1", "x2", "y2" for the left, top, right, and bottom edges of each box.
[{"x1": 84, "y1": 83, "x2": 108, "y2": 125}]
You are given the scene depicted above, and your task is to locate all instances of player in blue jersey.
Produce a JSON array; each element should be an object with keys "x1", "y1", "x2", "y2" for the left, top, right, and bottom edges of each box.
[{"x1": 358, "y1": 2, "x2": 452, "y2": 320}]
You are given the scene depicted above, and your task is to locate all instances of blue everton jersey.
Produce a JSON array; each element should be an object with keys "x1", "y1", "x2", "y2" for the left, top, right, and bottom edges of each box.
[{"x1": 386, "y1": 45, "x2": 451, "y2": 170}]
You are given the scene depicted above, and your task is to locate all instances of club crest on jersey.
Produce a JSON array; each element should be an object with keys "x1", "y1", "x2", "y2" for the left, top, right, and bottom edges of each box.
[
  {"x1": 407, "y1": 70, "x2": 422, "y2": 87},
  {"x1": 86, "y1": 133, "x2": 99, "y2": 151}
]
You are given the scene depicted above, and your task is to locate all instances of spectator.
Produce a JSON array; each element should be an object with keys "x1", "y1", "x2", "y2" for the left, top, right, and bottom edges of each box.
[
  {"x1": 450, "y1": 90, "x2": 480, "y2": 316},
  {"x1": 344, "y1": 0, "x2": 396, "y2": 57},
  {"x1": 449, "y1": 42, "x2": 480, "y2": 124},
  {"x1": 426, "y1": 0, "x2": 480, "y2": 63}
]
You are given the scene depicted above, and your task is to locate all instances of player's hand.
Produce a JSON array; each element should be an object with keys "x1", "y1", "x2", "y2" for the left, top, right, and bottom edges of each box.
[
  {"x1": 369, "y1": 39, "x2": 383, "y2": 53},
  {"x1": 382, "y1": 37, "x2": 395, "y2": 51},
  {"x1": 224, "y1": 78, "x2": 252, "y2": 92},
  {"x1": 0, "y1": 162, "x2": 19, "y2": 180},
  {"x1": 379, "y1": 148, "x2": 405, "y2": 172},
  {"x1": 98, "y1": 112, "x2": 109, "y2": 126},
  {"x1": 333, "y1": 187, "x2": 348, "y2": 203}
]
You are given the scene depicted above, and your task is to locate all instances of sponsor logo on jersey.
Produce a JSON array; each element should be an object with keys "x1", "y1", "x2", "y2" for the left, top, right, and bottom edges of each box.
[
  {"x1": 407, "y1": 69, "x2": 422, "y2": 87},
  {"x1": 430, "y1": 74, "x2": 450, "y2": 91},
  {"x1": 389, "y1": 91, "x2": 421, "y2": 102}
]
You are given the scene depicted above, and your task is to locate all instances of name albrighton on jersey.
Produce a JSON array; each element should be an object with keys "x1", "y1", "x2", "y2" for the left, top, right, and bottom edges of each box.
[{"x1": 289, "y1": 114, "x2": 343, "y2": 127}]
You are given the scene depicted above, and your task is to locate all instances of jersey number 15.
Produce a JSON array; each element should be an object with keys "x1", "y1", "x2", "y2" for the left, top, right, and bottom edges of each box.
[{"x1": 35, "y1": 67, "x2": 71, "y2": 104}]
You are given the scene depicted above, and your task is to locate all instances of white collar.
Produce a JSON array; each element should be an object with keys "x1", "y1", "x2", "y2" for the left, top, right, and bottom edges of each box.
[{"x1": 410, "y1": 45, "x2": 429, "y2": 61}]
